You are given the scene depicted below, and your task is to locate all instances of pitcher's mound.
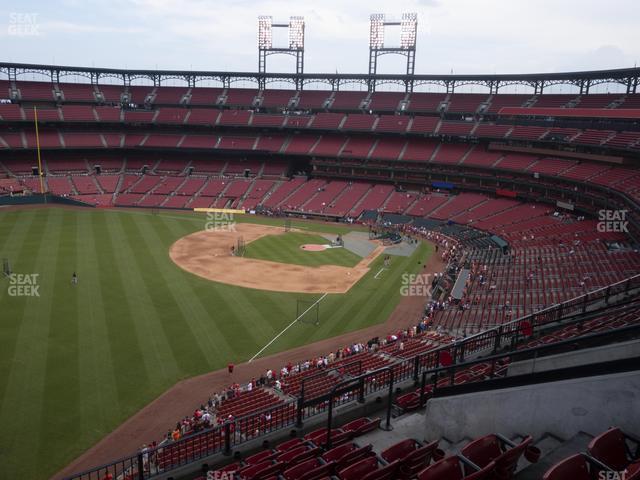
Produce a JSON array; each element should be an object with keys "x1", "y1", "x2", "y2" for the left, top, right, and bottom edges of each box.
[{"x1": 300, "y1": 244, "x2": 330, "y2": 251}]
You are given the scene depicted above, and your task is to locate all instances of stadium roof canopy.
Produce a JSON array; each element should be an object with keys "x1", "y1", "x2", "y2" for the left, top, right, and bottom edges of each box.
[{"x1": 1, "y1": 62, "x2": 638, "y2": 94}]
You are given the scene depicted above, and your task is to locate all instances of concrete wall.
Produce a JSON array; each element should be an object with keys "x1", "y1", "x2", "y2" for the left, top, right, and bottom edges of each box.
[
  {"x1": 508, "y1": 339, "x2": 640, "y2": 376},
  {"x1": 423, "y1": 371, "x2": 640, "y2": 443}
]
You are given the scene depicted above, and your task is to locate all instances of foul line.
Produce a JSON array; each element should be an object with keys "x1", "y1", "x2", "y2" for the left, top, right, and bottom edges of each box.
[
  {"x1": 374, "y1": 268, "x2": 387, "y2": 279},
  {"x1": 249, "y1": 292, "x2": 328, "y2": 363}
]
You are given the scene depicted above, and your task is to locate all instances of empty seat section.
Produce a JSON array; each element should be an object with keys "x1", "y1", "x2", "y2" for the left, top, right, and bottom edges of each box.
[
  {"x1": 61, "y1": 105, "x2": 97, "y2": 122},
  {"x1": 218, "y1": 110, "x2": 251, "y2": 126},
  {"x1": 260, "y1": 89, "x2": 295, "y2": 109},
  {"x1": 152, "y1": 86, "x2": 188, "y2": 104},
  {"x1": 251, "y1": 114, "x2": 286, "y2": 128},
  {"x1": 225, "y1": 88, "x2": 257, "y2": 107},
  {"x1": 313, "y1": 135, "x2": 347, "y2": 156},
  {"x1": 351, "y1": 184, "x2": 394, "y2": 217},
  {"x1": 370, "y1": 138, "x2": 406, "y2": 160},
  {"x1": 342, "y1": 114, "x2": 376, "y2": 131},
  {"x1": 155, "y1": 108, "x2": 187, "y2": 124},
  {"x1": 189, "y1": 87, "x2": 223, "y2": 105},
  {"x1": 340, "y1": 137, "x2": 375, "y2": 158},
  {"x1": 407, "y1": 93, "x2": 447, "y2": 112},
  {"x1": 368, "y1": 92, "x2": 405, "y2": 112},
  {"x1": 447, "y1": 94, "x2": 489, "y2": 114},
  {"x1": 296, "y1": 90, "x2": 331, "y2": 109},
  {"x1": 409, "y1": 116, "x2": 439, "y2": 134},
  {"x1": 309, "y1": 113, "x2": 345, "y2": 129},
  {"x1": 331, "y1": 91, "x2": 367, "y2": 110},
  {"x1": 59, "y1": 82, "x2": 97, "y2": 102},
  {"x1": 375, "y1": 115, "x2": 410, "y2": 133},
  {"x1": 16, "y1": 81, "x2": 55, "y2": 101}
]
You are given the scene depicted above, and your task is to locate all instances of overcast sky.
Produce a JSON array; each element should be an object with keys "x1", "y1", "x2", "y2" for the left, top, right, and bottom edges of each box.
[{"x1": 1, "y1": 0, "x2": 639, "y2": 91}]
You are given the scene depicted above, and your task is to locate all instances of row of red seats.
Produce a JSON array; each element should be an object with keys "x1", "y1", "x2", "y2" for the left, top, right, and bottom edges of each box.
[
  {"x1": 544, "y1": 427, "x2": 640, "y2": 479},
  {"x1": 205, "y1": 425, "x2": 538, "y2": 480},
  {"x1": 7, "y1": 80, "x2": 639, "y2": 111}
]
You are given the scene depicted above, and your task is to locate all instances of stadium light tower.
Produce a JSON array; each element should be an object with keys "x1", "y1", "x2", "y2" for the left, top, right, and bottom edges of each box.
[
  {"x1": 258, "y1": 15, "x2": 305, "y2": 87},
  {"x1": 368, "y1": 13, "x2": 417, "y2": 84}
]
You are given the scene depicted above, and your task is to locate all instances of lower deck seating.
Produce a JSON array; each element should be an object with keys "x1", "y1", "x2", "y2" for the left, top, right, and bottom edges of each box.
[{"x1": 204, "y1": 430, "x2": 539, "y2": 480}]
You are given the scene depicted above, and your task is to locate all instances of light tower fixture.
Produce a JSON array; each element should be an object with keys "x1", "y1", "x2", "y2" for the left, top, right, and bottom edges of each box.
[
  {"x1": 258, "y1": 16, "x2": 273, "y2": 49},
  {"x1": 368, "y1": 12, "x2": 418, "y2": 89},
  {"x1": 289, "y1": 16, "x2": 305, "y2": 50},
  {"x1": 257, "y1": 15, "x2": 305, "y2": 88},
  {"x1": 369, "y1": 13, "x2": 385, "y2": 49}
]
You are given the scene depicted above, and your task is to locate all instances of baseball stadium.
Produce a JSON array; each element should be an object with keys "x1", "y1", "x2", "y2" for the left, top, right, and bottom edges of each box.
[{"x1": 1, "y1": 6, "x2": 640, "y2": 480}]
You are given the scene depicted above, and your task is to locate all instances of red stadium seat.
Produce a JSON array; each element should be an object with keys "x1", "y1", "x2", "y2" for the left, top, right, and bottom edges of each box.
[
  {"x1": 542, "y1": 454, "x2": 601, "y2": 480},
  {"x1": 587, "y1": 427, "x2": 640, "y2": 476},
  {"x1": 461, "y1": 435, "x2": 533, "y2": 480},
  {"x1": 380, "y1": 439, "x2": 439, "y2": 479},
  {"x1": 245, "y1": 448, "x2": 276, "y2": 465},
  {"x1": 237, "y1": 460, "x2": 285, "y2": 480},
  {"x1": 338, "y1": 456, "x2": 379, "y2": 480},
  {"x1": 418, "y1": 456, "x2": 495, "y2": 480},
  {"x1": 282, "y1": 457, "x2": 335, "y2": 480},
  {"x1": 322, "y1": 443, "x2": 374, "y2": 470},
  {"x1": 341, "y1": 417, "x2": 381, "y2": 437},
  {"x1": 276, "y1": 438, "x2": 305, "y2": 452},
  {"x1": 276, "y1": 444, "x2": 321, "y2": 466}
]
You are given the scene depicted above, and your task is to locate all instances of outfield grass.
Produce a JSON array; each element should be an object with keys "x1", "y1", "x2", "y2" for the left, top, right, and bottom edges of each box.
[
  {"x1": 244, "y1": 232, "x2": 362, "y2": 267},
  {"x1": 0, "y1": 207, "x2": 431, "y2": 479}
]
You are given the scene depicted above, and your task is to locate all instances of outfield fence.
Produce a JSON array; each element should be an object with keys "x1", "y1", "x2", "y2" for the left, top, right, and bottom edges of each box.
[{"x1": 64, "y1": 273, "x2": 640, "y2": 480}]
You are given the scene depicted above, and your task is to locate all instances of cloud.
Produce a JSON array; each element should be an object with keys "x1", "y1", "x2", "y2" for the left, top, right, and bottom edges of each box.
[{"x1": 1, "y1": 0, "x2": 638, "y2": 75}]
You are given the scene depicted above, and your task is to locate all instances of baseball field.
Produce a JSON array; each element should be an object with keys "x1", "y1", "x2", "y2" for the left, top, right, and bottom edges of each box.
[{"x1": 0, "y1": 206, "x2": 432, "y2": 480}]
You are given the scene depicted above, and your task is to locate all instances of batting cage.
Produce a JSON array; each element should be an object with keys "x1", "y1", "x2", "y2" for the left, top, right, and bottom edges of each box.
[
  {"x1": 2, "y1": 258, "x2": 11, "y2": 277},
  {"x1": 296, "y1": 298, "x2": 321, "y2": 326},
  {"x1": 235, "y1": 236, "x2": 246, "y2": 257}
]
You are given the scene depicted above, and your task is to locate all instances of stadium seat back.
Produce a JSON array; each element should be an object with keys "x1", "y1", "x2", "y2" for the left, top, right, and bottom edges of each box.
[
  {"x1": 321, "y1": 443, "x2": 356, "y2": 463},
  {"x1": 300, "y1": 461, "x2": 335, "y2": 480},
  {"x1": 465, "y1": 460, "x2": 497, "y2": 480},
  {"x1": 401, "y1": 440, "x2": 440, "y2": 477},
  {"x1": 277, "y1": 438, "x2": 304, "y2": 452},
  {"x1": 361, "y1": 460, "x2": 400, "y2": 480},
  {"x1": 337, "y1": 444, "x2": 376, "y2": 469},
  {"x1": 588, "y1": 427, "x2": 629, "y2": 471},
  {"x1": 461, "y1": 435, "x2": 503, "y2": 468},
  {"x1": 381, "y1": 438, "x2": 420, "y2": 462},
  {"x1": 542, "y1": 454, "x2": 592, "y2": 480},
  {"x1": 338, "y1": 456, "x2": 378, "y2": 480},
  {"x1": 417, "y1": 456, "x2": 463, "y2": 480},
  {"x1": 493, "y1": 436, "x2": 532, "y2": 479},
  {"x1": 277, "y1": 444, "x2": 309, "y2": 463},
  {"x1": 288, "y1": 446, "x2": 322, "y2": 467},
  {"x1": 246, "y1": 448, "x2": 276, "y2": 465},
  {"x1": 282, "y1": 457, "x2": 322, "y2": 480}
]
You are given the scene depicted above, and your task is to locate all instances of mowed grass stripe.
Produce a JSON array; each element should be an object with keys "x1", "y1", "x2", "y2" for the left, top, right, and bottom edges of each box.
[
  {"x1": 108, "y1": 213, "x2": 181, "y2": 391},
  {"x1": 128, "y1": 213, "x2": 217, "y2": 372},
  {"x1": 0, "y1": 210, "x2": 65, "y2": 479},
  {"x1": 92, "y1": 212, "x2": 156, "y2": 409},
  {"x1": 244, "y1": 232, "x2": 362, "y2": 267},
  {"x1": 0, "y1": 210, "x2": 38, "y2": 399},
  {"x1": 37, "y1": 211, "x2": 83, "y2": 472},
  {"x1": 75, "y1": 212, "x2": 121, "y2": 453},
  {"x1": 0, "y1": 210, "x2": 40, "y2": 429}
]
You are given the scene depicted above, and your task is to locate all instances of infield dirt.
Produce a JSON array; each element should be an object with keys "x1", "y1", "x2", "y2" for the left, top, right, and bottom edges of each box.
[{"x1": 169, "y1": 223, "x2": 385, "y2": 293}]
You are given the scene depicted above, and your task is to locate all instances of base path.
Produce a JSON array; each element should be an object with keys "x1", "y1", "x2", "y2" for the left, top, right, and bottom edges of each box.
[
  {"x1": 54, "y1": 242, "x2": 444, "y2": 480},
  {"x1": 169, "y1": 224, "x2": 384, "y2": 294}
]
